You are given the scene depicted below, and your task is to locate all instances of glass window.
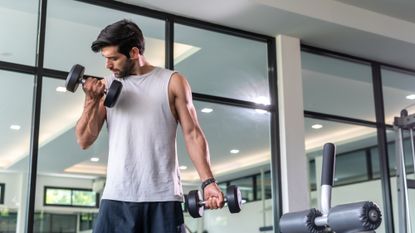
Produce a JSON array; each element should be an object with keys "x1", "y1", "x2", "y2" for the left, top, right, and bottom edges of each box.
[
  {"x1": 302, "y1": 52, "x2": 375, "y2": 121},
  {"x1": 0, "y1": 0, "x2": 39, "y2": 65},
  {"x1": 0, "y1": 70, "x2": 33, "y2": 233},
  {"x1": 382, "y1": 68, "x2": 415, "y2": 125},
  {"x1": 79, "y1": 213, "x2": 97, "y2": 231},
  {"x1": 256, "y1": 171, "x2": 272, "y2": 200},
  {"x1": 33, "y1": 76, "x2": 104, "y2": 230},
  {"x1": 335, "y1": 150, "x2": 369, "y2": 186},
  {"x1": 309, "y1": 160, "x2": 317, "y2": 191},
  {"x1": 44, "y1": 187, "x2": 98, "y2": 207},
  {"x1": 44, "y1": 0, "x2": 165, "y2": 76},
  {"x1": 174, "y1": 24, "x2": 269, "y2": 102},
  {"x1": 305, "y1": 118, "x2": 386, "y2": 232},
  {"x1": 33, "y1": 213, "x2": 77, "y2": 233},
  {"x1": 229, "y1": 177, "x2": 254, "y2": 202},
  {"x1": 178, "y1": 101, "x2": 272, "y2": 232},
  {"x1": 45, "y1": 187, "x2": 71, "y2": 206}
]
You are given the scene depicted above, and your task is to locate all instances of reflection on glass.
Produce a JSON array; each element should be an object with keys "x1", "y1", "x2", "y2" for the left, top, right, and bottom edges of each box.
[
  {"x1": 178, "y1": 101, "x2": 271, "y2": 183},
  {"x1": 37, "y1": 77, "x2": 105, "y2": 231},
  {"x1": 45, "y1": 0, "x2": 165, "y2": 76},
  {"x1": 0, "y1": 0, "x2": 39, "y2": 65},
  {"x1": 230, "y1": 177, "x2": 254, "y2": 202},
  {"x1": 305, "y1": 118, "x2": 385, "y2": 232},
  {"x1": 0, "y1": 71, "x2": 33, "y2": 232},
  {"x1": 45, "y1": 188, "x2": 71, "y2": 205},
  {"x1": 256, "y1": 171, "x2": 272, "y2": 200},
  {"x1": 174, "y1": 24, "x2": 269, "y2": 102},
  {"x1": 302, "y1": 52, "x2": 375, "y2": 121},
  {"x1": 178, "y1": 101, "x2": 272, "y2": 232},
  {"x1": 382, "y1": 68, "x2": 415, "y2": 125}
]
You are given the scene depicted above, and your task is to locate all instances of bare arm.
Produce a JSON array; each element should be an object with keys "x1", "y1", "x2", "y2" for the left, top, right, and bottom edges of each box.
[
  {"x1": 169, "y1": 73, "x2": 224, "y2": 208},
  {"x1": 75, "y1": 78, "x2": 107, "y2": 149}
]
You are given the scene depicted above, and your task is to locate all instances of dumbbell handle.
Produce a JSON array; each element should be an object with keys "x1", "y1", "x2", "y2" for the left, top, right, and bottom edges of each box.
[{"x1": 198, "y1": 197, "x2": 229, "y2": 206}]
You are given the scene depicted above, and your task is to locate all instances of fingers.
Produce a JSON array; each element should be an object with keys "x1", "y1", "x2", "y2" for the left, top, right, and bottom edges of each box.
[
  {"x1": 83, "y1": 77, "x2": 106, "y2": 99},
  {"x1": 204, "y1": 186, "x2": 225, "y2": 209}
]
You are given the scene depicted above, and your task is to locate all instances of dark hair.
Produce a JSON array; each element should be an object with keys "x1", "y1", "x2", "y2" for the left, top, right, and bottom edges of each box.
[{"x1": 91, "y1": 19, "x2": 145, "y2": 57}]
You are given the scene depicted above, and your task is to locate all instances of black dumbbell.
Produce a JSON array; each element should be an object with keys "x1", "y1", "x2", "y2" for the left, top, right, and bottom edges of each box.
[
  {"x1": 65, "y1": 64, "x2": 122, "y2": 108},
  {"x1": 186, "y1": 185, "x2": 243, "y2": 218}
]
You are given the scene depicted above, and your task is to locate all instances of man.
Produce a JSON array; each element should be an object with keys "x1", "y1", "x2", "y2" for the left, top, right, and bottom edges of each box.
[{"x1": 75, "y1": 19, "x2": 224, "y2": 233}]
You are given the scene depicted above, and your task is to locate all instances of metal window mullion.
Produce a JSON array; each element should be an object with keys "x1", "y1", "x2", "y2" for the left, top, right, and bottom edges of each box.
[
  {"x1": 371, "y1": 63, "x2": 395, "y2": 233},
  {"x1": 24, "y1": 0, "x2": 47, "y2": 232},
  {"x1": 165, "y1": 16, "x2": 174, "y2": 70},
  {"x1": 267, "y1": 37, "x2": 281, "y2": 233}
]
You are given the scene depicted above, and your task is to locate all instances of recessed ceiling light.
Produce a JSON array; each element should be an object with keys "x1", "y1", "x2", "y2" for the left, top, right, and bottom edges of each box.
[
  {"x1": 230, "y1": 149, "x2": 240, "y2": 154},
  {"x1": 179, "y1": 165, "x2": 187, "y2": 170},
  {"x1": 311, "y1": 124, "x2": 323, "y2": 129},
  {"x1": 10, "y1": 125, "x2": 21, "y2": 130},
  {"x1": 201, "y1": 108, "x2": 213, "y2": 113},
  {"x1": 406, "y1": 94, "x2": 415, "y2": 100},
  {"x1": 90, "y1": 157, "x2": 100, "y2": 162},
  {"x1": 56, "y1": 86, "x2": 67, "y2": 92}
]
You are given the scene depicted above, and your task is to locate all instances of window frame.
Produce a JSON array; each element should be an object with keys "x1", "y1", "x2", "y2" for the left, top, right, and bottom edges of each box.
[{"x1": 43, "y1": 186, "x2": 99, "y2": 208}]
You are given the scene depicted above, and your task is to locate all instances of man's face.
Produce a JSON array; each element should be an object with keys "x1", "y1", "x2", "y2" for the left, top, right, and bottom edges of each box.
[{"x1": 101, "y1": 46, "x2": 134, "y2": 79}]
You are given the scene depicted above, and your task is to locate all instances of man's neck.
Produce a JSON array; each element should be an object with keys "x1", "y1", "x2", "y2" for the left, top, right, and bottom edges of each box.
[{"x1": 132, "y1": 56, "x2": 154, "y2": 76}]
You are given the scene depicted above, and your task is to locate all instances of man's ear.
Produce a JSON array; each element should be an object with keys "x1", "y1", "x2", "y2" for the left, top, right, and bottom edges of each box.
[{"x1": 129, "y1": 47, "x2": 140, "y2": 59}]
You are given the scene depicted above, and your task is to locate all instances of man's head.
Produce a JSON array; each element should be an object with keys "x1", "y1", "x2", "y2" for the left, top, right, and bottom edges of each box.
[
  {"x1": 91, "y1": 19, "x2": 145, "y2": 57},
  {"x1": 92, "y1": 20, "x2": 144, "y2": 78}
]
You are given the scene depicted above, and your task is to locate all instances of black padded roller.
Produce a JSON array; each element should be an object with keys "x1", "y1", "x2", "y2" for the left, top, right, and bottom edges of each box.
[
  {"x1": 279, "y1": 208, "x2": 326, "y2": 233},
  {"x1": 327, "y1": 201, "x2": 382, "y2": 232},
  {"x1": 321, "y1": 143, "x2": 336, "y2": 186}
]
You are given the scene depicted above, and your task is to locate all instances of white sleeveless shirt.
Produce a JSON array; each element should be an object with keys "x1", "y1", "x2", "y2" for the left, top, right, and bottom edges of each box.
[{"x1": 102, "y1": 67, "x2": 183, "y2": 202}]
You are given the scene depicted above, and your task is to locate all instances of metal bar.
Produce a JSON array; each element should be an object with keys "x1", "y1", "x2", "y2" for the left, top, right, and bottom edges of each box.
[
  {"x1": 24, "y1": 0, "x2": 48, "y2": 232},
  {"x1": 261, "y1": 169, "x2": 266, "y2": 227},
  {"x1": 192, "y1": 93, "x2": 274, "y2": 111},
  {"x1": 267, "y1": 37, "x2": 281, "y2": 233},
  {"x1": 371, "y1": 63, "x2": 395, "y2": 233},
  {"x1": 0, "y1": 61, "x2": 36, "y2": 75},
  {"x1": 304, "y1": 110, "x2": 378, "y2": 128},
  {"x1": 412, "y1": 129, "x2": 415, "y2": 177},
  {"x1": 165, "y1": 16, "x2": 174, "y2": 70},
  {"x1": 395, "y1": 127, "x2": 410, "y2": 233}
]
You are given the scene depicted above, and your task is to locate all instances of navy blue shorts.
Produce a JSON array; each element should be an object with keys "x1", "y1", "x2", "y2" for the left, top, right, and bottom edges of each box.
[{"x1": 93, "y1": 200, "x2": 185, "y2": 233}]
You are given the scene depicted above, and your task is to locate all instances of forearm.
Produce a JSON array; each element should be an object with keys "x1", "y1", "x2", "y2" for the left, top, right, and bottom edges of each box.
[
  {"x1": 75, "y1": 97, "x2": 105, "y2": 149},
  {"x1": 185, "y1": 127, "x2": 214, "y2": 181}
]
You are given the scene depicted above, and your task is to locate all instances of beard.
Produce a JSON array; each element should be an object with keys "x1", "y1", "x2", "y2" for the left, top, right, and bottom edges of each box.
[{"x1": 115, "y1": 59, "x2": 135, "y2": 79}]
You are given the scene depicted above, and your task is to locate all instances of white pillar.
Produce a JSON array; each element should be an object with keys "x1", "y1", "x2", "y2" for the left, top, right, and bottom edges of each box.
[{"x1": 277, "y1": 35, "x2": 310, "y2": 213}]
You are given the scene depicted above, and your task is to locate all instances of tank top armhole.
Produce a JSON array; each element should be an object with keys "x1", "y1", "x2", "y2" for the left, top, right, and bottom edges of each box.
[{"x1": 166, "y1": 71, "x2": 179, "y2": 123}]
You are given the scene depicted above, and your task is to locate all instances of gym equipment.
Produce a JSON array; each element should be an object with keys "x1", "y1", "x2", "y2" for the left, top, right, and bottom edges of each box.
[
  {"x1": 186, "y1": 185, "x2": 242, "y2": 218},
  {"x1": 393, "y1": 109, "x2": 415, "y2": 233},
  {"x1": 65, "y1": 64, "x2": 122, "y2": 108},
  {"x1": 279, "y1": 143, "x2": 382, "y2": 233}
]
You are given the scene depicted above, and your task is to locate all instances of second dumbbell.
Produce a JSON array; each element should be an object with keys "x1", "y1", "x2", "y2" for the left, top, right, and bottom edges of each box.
[
  {"x1": 186, "y1": 185, "x2": 243, "y2": 218},
  {"x1": 65, "y1": 64, "x2": 123, "y2": 108}
]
